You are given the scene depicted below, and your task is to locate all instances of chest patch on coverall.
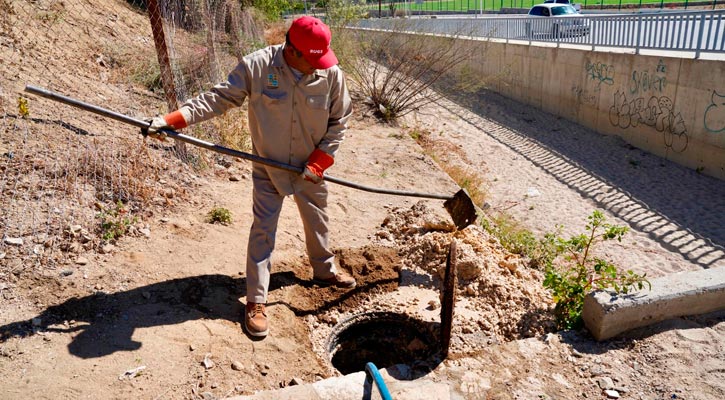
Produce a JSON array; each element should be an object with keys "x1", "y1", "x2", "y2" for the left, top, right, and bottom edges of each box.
[{"x1": 266, "y1": 73, "x2": 279, "y2": 89}]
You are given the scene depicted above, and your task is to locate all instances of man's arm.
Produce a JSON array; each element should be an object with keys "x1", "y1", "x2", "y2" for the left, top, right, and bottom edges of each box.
[
  {"x1": 146, "y1": 61, "x2": 252, "y2": 138},
  {"x1": 316, "y1": 68, "x2": 353, "y2": 156},
  {"x1": 179, "y1": 64, "x2": 251, "y2": 125}
]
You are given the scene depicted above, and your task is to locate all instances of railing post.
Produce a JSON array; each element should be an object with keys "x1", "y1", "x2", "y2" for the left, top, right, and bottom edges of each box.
[
  {"x1": 695, "y1": 13, "x2": 707, "y2": 59},
  {"x1": 635, "y1": 14, "x2": 642, "y2": 55}
]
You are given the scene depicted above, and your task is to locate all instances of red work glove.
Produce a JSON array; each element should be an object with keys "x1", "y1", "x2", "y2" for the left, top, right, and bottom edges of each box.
[
  {"x1": 142, "y1": 110, "x2": 188, "y2": 141},
  {"x1": 302, "y1": 149, "x2": 334, "y2": 184}
]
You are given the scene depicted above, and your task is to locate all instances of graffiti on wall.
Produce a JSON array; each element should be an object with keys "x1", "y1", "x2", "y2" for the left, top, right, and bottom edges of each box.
[
  {"x1": 704, "y1": 90, "x2": 725, "y2": 133},
  {"x1": 585, "y1": 60, "x2": 615, "y2": 86},
  {"x1": 629, "y1": 59, "x2": 667, "y2": 95},
  {"x1": 574, "y1": 59, "x2": 613, "y2": 107},
  {"x1": 571, "y1": 84, "x2": 598, "y2": 106},
  {"x1": 609, "y1": 91, "x2": 689, "y2": 153}
]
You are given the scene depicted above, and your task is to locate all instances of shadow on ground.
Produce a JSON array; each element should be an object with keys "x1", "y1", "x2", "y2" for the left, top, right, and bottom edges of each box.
[
  {"x1": 0, "y1": 271, "x2": 396, "y2": 359},
  {"x1": 557, "y1": 309, "x2": 725, "y2": 355},
  {"x1": 442, "y1": 89, "x2": 725, "y2": 268}
]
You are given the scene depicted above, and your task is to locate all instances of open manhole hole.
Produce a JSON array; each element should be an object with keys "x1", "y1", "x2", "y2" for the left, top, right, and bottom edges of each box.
[
  {"x1": 326, "y1": 311, "x2": 440, "y2": 376},
  {"x1": 325, "y1": 241, "x2": 459, "y2": 376}
]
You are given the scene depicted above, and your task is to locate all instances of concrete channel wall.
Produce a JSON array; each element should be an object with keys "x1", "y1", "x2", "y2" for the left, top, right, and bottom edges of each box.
[
  {"x1": 470, "y1": 41, "x2": 725, "y2": 180},
  {"x1": 356, "y1": 30, "x2": 725, "y2": 180}
]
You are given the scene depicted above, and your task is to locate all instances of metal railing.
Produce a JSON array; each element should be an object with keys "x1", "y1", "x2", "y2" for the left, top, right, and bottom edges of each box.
[{"x1": 352, "y1": 10, "x2": 725, "y2": 58}]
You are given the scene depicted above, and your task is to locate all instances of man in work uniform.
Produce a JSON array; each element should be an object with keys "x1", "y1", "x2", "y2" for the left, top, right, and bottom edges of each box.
[{"x1": 146, "y1": 16, "x2": 354, "y2": 338}]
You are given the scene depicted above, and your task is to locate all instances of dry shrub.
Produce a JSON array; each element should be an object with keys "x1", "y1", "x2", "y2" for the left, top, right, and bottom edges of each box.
[
  {"x1": 264, "y1": 21, "x2": 288, "y2": 45},
  {"x1": 339, "y1": 23, "x2": 481, "y2": 122},
  {"x1": 74, "y1": 139, "x2": 164, "y2": 205}
]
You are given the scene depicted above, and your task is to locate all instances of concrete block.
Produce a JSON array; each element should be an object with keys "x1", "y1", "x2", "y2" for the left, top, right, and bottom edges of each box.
[
  {"x1": 225, "y1": 383, "x2": 321, "y2": 400},
  {"x1": 582, "y1": 267, "x2": 725, "y2": 341},
  {"x1": 312, "y1": 371, "x2": 367, "y2": 399}
]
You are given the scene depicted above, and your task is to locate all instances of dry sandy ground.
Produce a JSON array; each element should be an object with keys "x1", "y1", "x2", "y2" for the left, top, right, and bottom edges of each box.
[
  {"x1": 1, "y1": 1, "x2": 724, "y2": 398},
  {"x1": 1, "y1": 89, "x2": 724, "y2": 399}
]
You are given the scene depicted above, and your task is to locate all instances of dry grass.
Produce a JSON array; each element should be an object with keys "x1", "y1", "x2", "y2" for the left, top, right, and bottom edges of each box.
[
  {"x1": 74, "y1": 139, "x2": 165, "y2": 205},
  {"x1": 406, "y1": 126, "x2": 487, "y2": 207},
  {"x1": 211, "y1": 108, "x2": 252, "y2": 152},
  {"x1": 264, "y1": 21, "x2": 288, "y2": 45},
  {"x1": 444, "y1": 165, "x2": 487, "y2": 208},
  {"x1": 0, "y1": 0, "x2": 266, "y2": 266}
]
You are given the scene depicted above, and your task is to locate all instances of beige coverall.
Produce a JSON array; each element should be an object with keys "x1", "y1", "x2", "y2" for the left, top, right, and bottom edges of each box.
[{"x1": 175, "y1": 44, "x2": 353, "y2": 303}]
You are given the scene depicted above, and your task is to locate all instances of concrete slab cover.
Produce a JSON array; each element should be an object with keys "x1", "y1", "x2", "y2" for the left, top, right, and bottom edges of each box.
[{"x1": 582, "y1": 267, "x2": 725, "y2": 340}]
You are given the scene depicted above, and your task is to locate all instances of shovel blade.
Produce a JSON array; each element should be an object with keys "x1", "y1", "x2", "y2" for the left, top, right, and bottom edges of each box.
[{"x1": 444, "y1": 189, "x2": 478, "y2": 230}]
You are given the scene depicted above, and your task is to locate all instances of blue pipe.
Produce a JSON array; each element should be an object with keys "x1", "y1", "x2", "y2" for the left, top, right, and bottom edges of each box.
[{"x1": 365, "y1": 362, "x2": 393, "y2": 400}]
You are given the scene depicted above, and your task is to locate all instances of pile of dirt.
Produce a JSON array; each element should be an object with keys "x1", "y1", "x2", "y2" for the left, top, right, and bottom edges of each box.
[{"x1": 374, "y1": 202, "x2": 556, "y2": 347}]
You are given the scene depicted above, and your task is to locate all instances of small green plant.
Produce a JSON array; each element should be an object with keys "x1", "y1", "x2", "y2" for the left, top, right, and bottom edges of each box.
[
  {"x1": 207, "y1": 207, "x2": 232, "y2": 225},
  {"x1": 485, "y1": 213, "x2": 558, "y2": 269},
  {"x1": 37, "y1": 10, "x2": 66, "y2": 23},
  {"x1": 543, "y1": 210, "x2": 651, "y2": 329},
  {"x1": 408, "y1": 129, "x2": 422, "y2": 141},
  {"x1": 97, "y1": 201, "x2": 137, "y2": 242}
]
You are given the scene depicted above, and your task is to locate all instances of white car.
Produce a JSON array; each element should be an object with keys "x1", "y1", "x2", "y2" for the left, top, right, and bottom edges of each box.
[
  {"x1": 544, "y1": 0, "x2": 582, "y2": 12},
  {"x1": 526, "y1": 4, "x2": 590, "y2": 38}
]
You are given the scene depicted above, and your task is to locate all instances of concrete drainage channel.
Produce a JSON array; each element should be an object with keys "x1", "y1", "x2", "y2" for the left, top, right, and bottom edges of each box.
[{"x1": 325, "y1": 241, "x2": 459, "y2": 376}]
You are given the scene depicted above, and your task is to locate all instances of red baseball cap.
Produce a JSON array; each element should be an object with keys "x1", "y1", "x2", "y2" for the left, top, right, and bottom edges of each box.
[{"x1": 288, "y1": 16, "x2": 338, "y2": 70}]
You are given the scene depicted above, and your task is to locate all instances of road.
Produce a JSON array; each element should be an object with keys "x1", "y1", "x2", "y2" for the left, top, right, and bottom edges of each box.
[{"x1": 356, "y1": 10, "x2": 725, "y2": 57}]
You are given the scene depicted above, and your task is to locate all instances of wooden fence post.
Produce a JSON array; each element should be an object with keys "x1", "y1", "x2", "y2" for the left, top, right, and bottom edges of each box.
[
  {"x1": 147, "y1": 0, "x2": 187, "y2": 159},
  {"x1": 202, "y1": 0, "x2": 221, "y2": 82}
]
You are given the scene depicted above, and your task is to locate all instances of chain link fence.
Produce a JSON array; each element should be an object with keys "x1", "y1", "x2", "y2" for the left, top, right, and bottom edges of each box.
[{"x1": 1, "y1": 0, "x2": 266, "y2": 274}]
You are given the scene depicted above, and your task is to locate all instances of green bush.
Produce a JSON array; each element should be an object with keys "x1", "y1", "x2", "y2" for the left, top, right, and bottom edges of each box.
[
  {"x1": 542, "y1": 210, "x2": 651, "y2": 329},
  {"x1": 482, "y1": 210, "x2": 651, "y2": 330},
  {"x1": 207, "y1": 207, "x2": 232, "y2": 225}
]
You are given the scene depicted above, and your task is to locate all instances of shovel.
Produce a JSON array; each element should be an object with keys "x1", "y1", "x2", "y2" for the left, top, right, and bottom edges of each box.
[{"x1": 24, "y1": 85, "x2": 478, "y2": 229}]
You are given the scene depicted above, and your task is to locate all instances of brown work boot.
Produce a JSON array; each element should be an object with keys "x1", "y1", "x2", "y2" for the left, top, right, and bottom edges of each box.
[
  {"x1": 244, "y1": 302, "x2": 268, "y2": 337},
  {"x1": 312, "y1": 271, "x2": 356, "y2": 289}
]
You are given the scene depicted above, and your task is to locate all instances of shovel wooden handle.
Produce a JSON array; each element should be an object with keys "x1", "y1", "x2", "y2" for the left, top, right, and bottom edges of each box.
[
  {"x1": 25, "y1": 85, "x2": 478, "y2": 229},
  {"x1": 25, "y1": 85, "x2": 453, "y2": 200}
]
